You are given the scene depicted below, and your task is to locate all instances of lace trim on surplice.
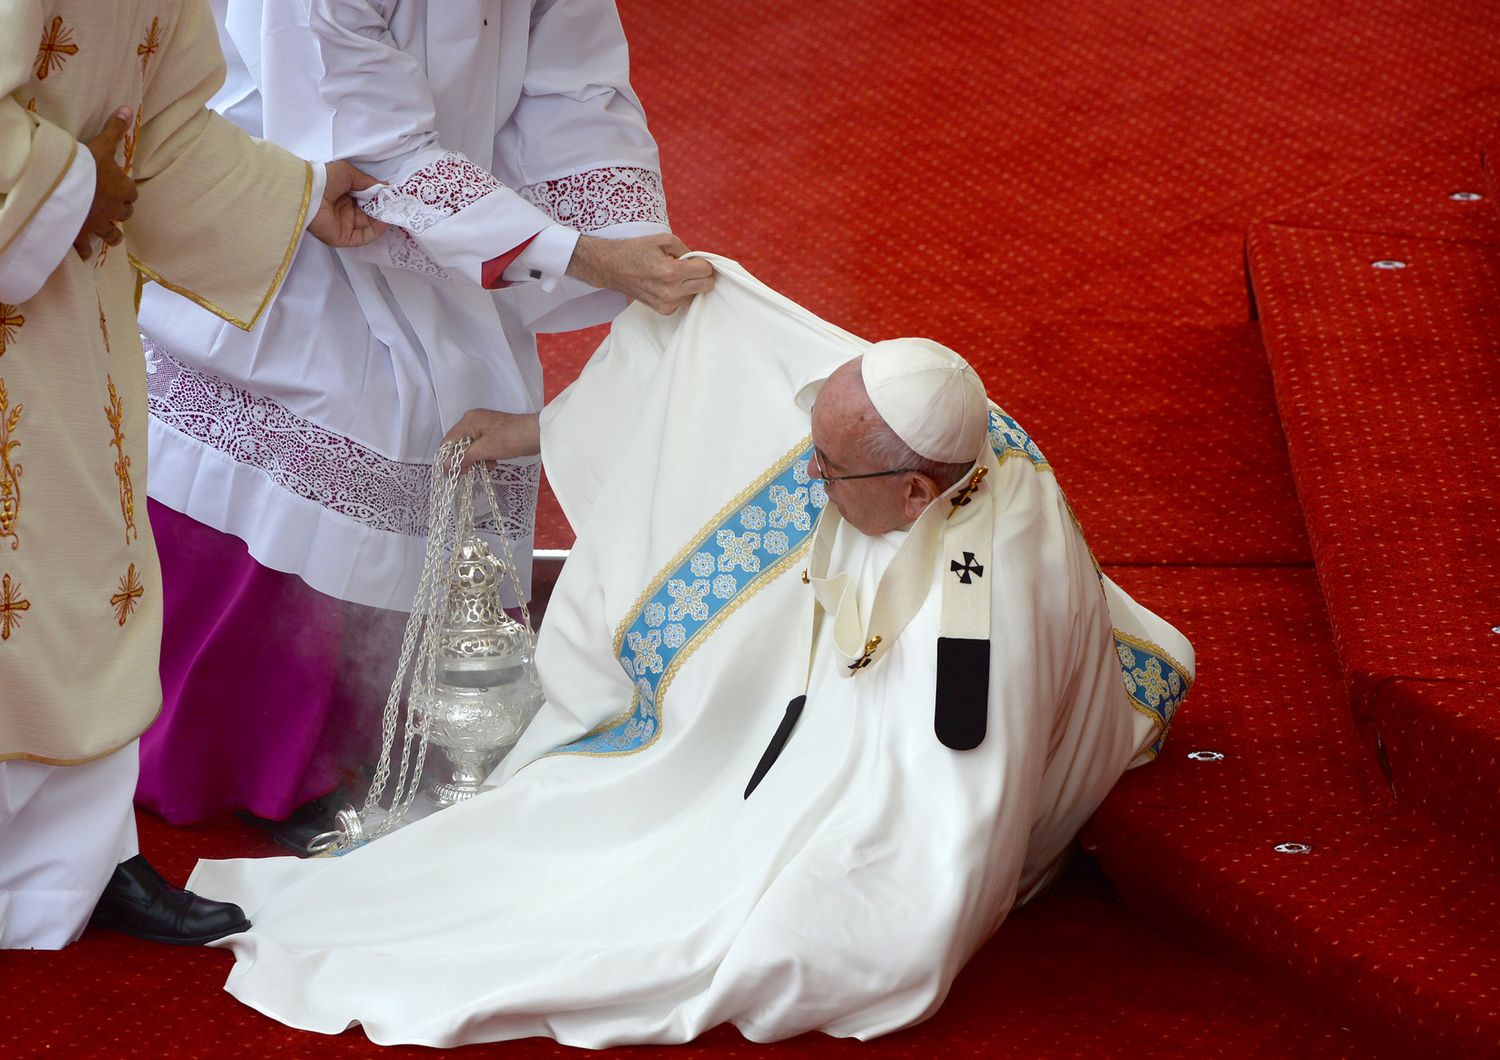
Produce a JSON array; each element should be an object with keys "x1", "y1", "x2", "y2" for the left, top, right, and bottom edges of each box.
[{"x1": 142, "y1": 336, "x2": 537, "y2": 541}]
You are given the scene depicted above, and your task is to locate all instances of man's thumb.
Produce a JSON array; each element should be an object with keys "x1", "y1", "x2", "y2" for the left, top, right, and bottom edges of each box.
[
  {"x1": 345, "y1": 165, "x2": 383, "y2": 193},
  {"x1": 99, "y1": 106, "x2": 133, "y2": 144}
]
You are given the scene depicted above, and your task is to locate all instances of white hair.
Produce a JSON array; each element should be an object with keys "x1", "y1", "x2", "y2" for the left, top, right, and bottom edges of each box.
[{"x1": 859, "y1": 418, "x2": 972, "y2": 491}]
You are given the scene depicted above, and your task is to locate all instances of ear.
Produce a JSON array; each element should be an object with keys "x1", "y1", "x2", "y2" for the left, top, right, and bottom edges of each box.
[{"x1": 903, "y1": 473, "x2": 941, "y2": 521}]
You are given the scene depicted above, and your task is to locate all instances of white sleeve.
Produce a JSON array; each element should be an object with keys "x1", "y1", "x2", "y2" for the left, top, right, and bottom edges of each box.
[
  {"x1": 304, "y1": 162, "x2": 326, "y2": 228},
  {"x1": 501, "y1": 222, "x2": 579, "y2": 291},
  {"x1": 0, "y1": 145, "x2": 92, "y2": 303},
  {"x1": 297, "y1": 0, "x2": 554, "y2": 273}
]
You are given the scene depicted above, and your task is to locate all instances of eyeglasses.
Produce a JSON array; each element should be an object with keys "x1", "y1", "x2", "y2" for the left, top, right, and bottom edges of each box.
[{"x1": 812, "y1": 448, "x2": 919, "y2": 483}]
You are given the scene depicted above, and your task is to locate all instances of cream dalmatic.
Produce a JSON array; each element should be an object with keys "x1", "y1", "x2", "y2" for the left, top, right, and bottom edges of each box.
[{"x1": 0, "y1": 0, "x2": 313, "y2": 767}]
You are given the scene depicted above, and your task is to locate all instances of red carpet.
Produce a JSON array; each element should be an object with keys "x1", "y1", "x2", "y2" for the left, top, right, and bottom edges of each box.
[{"x1": 9, "y1": 0, "x2": 1500, "y2": 1055}]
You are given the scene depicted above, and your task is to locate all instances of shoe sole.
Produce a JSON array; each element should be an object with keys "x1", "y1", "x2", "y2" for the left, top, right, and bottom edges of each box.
[{"x1": 90, "y1": 915, "x2": 252, "y2": 947}]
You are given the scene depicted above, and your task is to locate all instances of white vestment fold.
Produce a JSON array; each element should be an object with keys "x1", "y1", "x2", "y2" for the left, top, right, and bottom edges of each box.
[{"x1": 188, "y1": 256, "x2": 1193, "y2": 1046}]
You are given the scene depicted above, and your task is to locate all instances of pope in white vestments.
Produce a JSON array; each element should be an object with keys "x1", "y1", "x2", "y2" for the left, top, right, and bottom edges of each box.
[{"x1": 189, "y1": 256, "x2": 1193, "y2": 1046}]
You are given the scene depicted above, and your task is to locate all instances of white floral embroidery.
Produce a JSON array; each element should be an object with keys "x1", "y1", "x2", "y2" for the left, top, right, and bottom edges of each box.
[
  {"x1": 810, "y1": 481, "x2": 828, "y2": 509},
  {"x1": 792, "y1": 458, "x2": 810, "y2": 485},
  {"x1": 1132, "y1": 658, "x2": 1169, "y2": 708},
  {"x1": 739, "y1": 505, "x2": 767, "y2": 530},
  {"x1": 385, "y1": 229, "x2": 451, "y2": 280},
  {"x1": 768, "y1": 484, "x2": 811, "y2": 531},
  {"x1": 1116, "y1": 642, "x2": 1137, "y2": 669},
  {"x1": 666, "y1": 577, "x2": 710, "y2": 622},
  {"x1": 763, "y1": 529, "x2": 790, "y2": 556},
  {"x1": 712, "y1": 573, "x2": 737, "y2": 600},
  {"x1": 716, "y1": 528, "x2": 761, "y2": 573},
  {"x1": 361, "y1": 152, "x2": 502, "y2": 233},
  {"x1": 626, "y1": 629, "x2": 664, "y2": 675},
  {"x1": 143, "y1": 338, "x2": 535, "y2": 540},
  {"x1": 690, "y1": 551, "x2": 716, "y2": 577},
  {"x1": 518, "y1": 166, "x2": 668, "y2": 233},
  {"x1": 662, "y1": 623, "x2": 686, "y2": 649},
  {"x1": 643, "y1": 601, "x2": 666, "y2": 628}
]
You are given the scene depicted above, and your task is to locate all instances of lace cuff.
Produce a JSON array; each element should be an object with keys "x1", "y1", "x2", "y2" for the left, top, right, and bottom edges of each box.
[{"x1": 518, "y1": 166, "x2": 668, "y2": 233}]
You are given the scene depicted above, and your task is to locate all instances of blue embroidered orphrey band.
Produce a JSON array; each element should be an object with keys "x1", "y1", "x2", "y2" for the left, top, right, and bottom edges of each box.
[
  {"x1": 1114, "y1": 634, "x2": 1189, "y2": 759},
  {"x1": 551, "y1": 445, "x2": 829, "y2": 756},
  {"x1": 550, "y1": 409, "x2": 1181, "y2": 759}
]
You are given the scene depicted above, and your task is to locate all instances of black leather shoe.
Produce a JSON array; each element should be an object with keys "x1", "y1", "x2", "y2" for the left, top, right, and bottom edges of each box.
[
  {"x1": 236, "y1": 786, "x2": 352, "y2": 856},
  {"x1": 88, "y1": 855, "x2": 251, "y2": 946}
]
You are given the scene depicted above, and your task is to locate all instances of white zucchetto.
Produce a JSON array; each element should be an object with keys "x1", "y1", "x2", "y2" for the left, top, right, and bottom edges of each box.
[{"x1": 795, "y1": 338, "x2": 988, "y2": 464}]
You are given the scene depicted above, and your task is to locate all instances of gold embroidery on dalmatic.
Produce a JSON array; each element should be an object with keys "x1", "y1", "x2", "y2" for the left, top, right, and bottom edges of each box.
[
  {"x1": 0, "y1": 304, "x2": 23, "y2": 357},
  {"x1": 24, "y1": 98, "x2": 37, "y2": 113},
  {"x1": 0, "y1": 380, "x2": 22, "y2": 551},
  {"x1": 34, "y1": 16, "x2": 78, "y2": 80},
  {"x1": 137, "y1": 17, "x2": 162, "y2": 73},
  {"x1": 111, "y1": 563, "x2": 144, "y2": 626},
  {"x1": 104, "y1": 377, "x2": 137, "y2": 544},
  {"x1": 0, "y1": 573, "x2": 29, "y2": 640},
  {"x1": 97, "y1": 299, "x2": 111, "y2": 352}
]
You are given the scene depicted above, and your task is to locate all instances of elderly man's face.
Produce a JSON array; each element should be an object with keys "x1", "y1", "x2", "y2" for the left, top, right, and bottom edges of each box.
[{"x1": 809, "y1": 360, "x2": 932, "y2": 536}]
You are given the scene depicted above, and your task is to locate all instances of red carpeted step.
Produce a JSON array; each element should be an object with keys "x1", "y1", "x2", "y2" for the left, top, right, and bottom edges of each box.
[
  {"x1": 1087, "y1": 566, "x2": 1500, "y2": 1056},
  {"x1": 1253, "y1": 108, "x2": 1500, "y2": 245},
  {"x1": 1247, "y1": 218, "x2": 1500, "y2": 842},
  {"x1": 0, "y1": 813, "x2": 1364, "y2": 1058},
  {"x1": 1367, "y1": 679, "x2": 1500, "y2": 861}
]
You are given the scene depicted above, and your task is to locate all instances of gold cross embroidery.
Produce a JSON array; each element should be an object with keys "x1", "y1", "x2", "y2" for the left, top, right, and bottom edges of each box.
[
  {"x1": 947, "y1": 465, "x2": 989, "y2": 517},
  {"x1": 0, "y1": 572, "x2": 30, "y2": 640},
  {"x1": 35, "y1": 16, "x2": 78, "y2": 81},
  {"x1": 111, "y1": 563, "x2": 144, "y2": 626},
  {"x1": 848, "y1": 634, "x2": 882, "y2": 672},
  {"x1": 137, "y1": 17, "x2": 162, "y2": 74},
  {"x1": 0, "y1": 304, "x2": 23, "y2": 357}
]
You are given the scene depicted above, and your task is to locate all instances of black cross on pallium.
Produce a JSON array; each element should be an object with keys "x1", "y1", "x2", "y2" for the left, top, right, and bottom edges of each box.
[
  {"x1": 948, "y1": 466, "x2": 989, "y2": 514},
  {"x1": 848, "y1": 634, "x2": 882, "y2": 671},
  {"x1": 951, "y1": 552, "x2": 984, "y2": 584}
]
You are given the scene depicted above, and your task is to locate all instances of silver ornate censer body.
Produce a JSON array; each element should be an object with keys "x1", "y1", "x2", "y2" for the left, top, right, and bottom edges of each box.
[
  {"x1": 311, "y1": 439, "x2": 543, "y2": 853},
  {"x1": 420, "y1": 538, "x2": 543, "y2": 806}
]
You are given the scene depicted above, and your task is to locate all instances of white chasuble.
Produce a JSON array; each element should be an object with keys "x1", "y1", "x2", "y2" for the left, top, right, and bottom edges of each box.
[
  {"x1": 188, "y1": 256, "x2": 1194, "y2": 1047},
  {"x1": 0, "y1": 0, "x2": 312, "y2": 765},
  {"x1": 138, "y1": 0, "x2": 670, "y2": 610}
]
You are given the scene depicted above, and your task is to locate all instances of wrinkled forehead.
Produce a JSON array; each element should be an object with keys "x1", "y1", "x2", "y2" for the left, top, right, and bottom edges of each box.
[{"x1": 808, "y1": 361, "x2": 879, "y2": 457}]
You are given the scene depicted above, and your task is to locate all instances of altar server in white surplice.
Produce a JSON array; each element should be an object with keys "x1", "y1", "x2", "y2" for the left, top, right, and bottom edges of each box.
[
  {"x1": 188, "y1": 256, "x2": 1193, "y2": 1047},
  {"x1": 135, "y1": 0, "x2": 712, "y2": 829}
]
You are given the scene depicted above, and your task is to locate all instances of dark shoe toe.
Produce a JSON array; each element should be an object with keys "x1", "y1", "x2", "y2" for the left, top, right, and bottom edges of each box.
[{"x1": 90, "y1": 854, "x2": 252, "y2": 946}]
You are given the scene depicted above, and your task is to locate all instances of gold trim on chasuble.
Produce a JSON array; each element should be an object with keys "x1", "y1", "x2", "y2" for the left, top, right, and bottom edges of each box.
[
  {"x1": 34, "y1": 16, "x2": 79, "y2": 80},
  {"x1": 128, "y1": 165, "x2": 314, "y2": 332},
  {"x1": 545, "y1": 436, "x2": 826, "y2": 761},
  {"x1": 0, "y1": 380, "x2": 22, "y2": 550},
  {"x1": 104, "y1": 377, "x2": 138, "y2": 544}
]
